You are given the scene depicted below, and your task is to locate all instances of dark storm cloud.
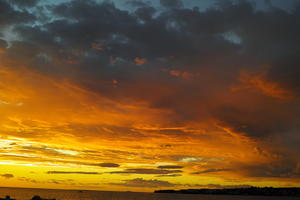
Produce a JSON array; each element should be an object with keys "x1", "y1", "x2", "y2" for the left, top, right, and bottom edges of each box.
[
  {"x1": 126, "y1": 0, "x2": 151, "y2": 7},
  {"x1": 48, "y1": 0, "x2": 137, "y2": 52},
  {"x1": 109, "y1": 168, "x2": 182, "y2": 174},
  {"x1": 0, "y1": 0, "x2": 35, "y2": 26},
  {"x1": 160, "y1": 0, "x2": 183, "y2": 8},
  {"x1": 12, "y1": 0, "x2": 239, "y2": 67},
  {"x1": 6, "y1": 0, "x2": 300, "y2": 78},
  {"x1": 8, "y1": 0, "x2": 39, "y2": 7},
  {"x1": 269, "y1": 55, "x2": 300, "y2": 94}
]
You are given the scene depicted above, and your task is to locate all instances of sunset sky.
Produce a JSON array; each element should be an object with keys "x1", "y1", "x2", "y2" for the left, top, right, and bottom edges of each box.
[{"x1": 0, "y1": 0, "x2": 300, "y2": 192}]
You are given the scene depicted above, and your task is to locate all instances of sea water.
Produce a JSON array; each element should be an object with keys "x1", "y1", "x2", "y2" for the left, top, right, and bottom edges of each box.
[{"x1": 0, "y1": 187, "x2": 299, "y2": 200}]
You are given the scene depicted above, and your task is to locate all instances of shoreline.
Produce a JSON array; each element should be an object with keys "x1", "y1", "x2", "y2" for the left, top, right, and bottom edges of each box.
[{"x1": 154, "y1": 187, "x2": 300, "y2": 197}]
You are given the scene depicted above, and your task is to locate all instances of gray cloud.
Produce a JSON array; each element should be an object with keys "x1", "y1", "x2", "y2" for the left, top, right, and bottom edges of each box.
[
  {"x1": 126, "y1": 0, "x2": 151, "y2": 8},
  {"x1": 0, "y1": 0, "x2": 35, "y2": 27},
  {"x1": 160, "y1": 0, "x2": 183, "y2": 8},
  {"x1": 156, "y1": 174, "x2": 182, "y2": 177},
  {"x1": 8, "y1": 0, "x2": 39, "y2": 7},
  {"x1": 239, "y1": 160, "x2": 300, "y2": 178},
  {"x1": 0, "y1": 39, "x2": 7, "y2": 48}
]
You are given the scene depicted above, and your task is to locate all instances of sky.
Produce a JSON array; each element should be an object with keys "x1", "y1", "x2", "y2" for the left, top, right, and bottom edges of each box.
[{"x1": 0, "y1": 0, "x2": 300, "y2": 192}]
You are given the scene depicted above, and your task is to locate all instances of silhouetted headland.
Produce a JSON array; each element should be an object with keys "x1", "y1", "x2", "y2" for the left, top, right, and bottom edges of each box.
[
  {"x1": 0, "y1": 196, "x2": 15, "y2": 200},
  {"x1": 155, "y1": 187, "x2": 300, "y2": 197},
  {"x1": 0, "y1": 196, "x2": 56, "y2": 200},
  {"x1": 31, "y1": 196, "x2": 56, "y2": 200}
]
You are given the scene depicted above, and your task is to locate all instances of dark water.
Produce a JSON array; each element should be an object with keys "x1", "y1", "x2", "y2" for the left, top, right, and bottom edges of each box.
[{"x1": 0, "y1": 187, "x2": 299, "y2": 200}]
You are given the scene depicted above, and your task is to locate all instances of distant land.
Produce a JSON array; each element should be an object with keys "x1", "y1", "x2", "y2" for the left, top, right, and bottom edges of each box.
[{"x1": 155, "y1": 187, "x2": 300, "y2": 197}]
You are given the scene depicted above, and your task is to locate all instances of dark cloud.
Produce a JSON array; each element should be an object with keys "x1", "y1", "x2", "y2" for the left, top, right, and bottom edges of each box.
[
  {"x1": 191, "y1": 168, "x2": 232, "y2": 175},
  {"x1": 8, "y1": 0, "x2": 39, "y2": 7},
  {"x1": 269, "y1": 55, "x2": 300, "y2": 94},
  {"x1": 134, "y1": 6, "x2": 156, "y2": 21},
  {"x1": 156, "y1": 174, "x2": 182, "y2": 177},
  {"x1": 157, "y1": 165, "x2": 183, "y2": 169},
  {"x1": 96, "y1": 163, "x2": 120, "y2": 167},
  {"x1": 126, "y1": 0, "x2": 151, "y2": 7},
  {"x1": 0, "y1": 0, "x2": 35, "y2": 26},
  {"x1": 0, "y1": 174, "x2": 14, "y2": 179},
  {"x1": 0, "y1": 39, "x2": 7, "y2": 48},
  {"x1": 109, "y1": 168, "x2": 182, "y2": 174},
  {"x1": 160, "y1": 0, "x2": 183, "y2": 8},
  {"x1": 47, "y1": 171, "x2": 101, "y2": 175},
  {"x1": 239, "y1": 160, "x2": 300, "y2": 178}
]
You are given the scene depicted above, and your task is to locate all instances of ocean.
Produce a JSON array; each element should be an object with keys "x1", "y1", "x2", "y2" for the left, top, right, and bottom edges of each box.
[{"x1": 0, "y1": 187, "x2": 299, "y2": 200}]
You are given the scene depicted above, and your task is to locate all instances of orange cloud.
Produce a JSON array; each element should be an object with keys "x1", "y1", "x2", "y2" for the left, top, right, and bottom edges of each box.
[
  {"x1": 234, "y1": 70, "x2": 293, "y2": 100},
  {"x1": 169, "y1": 70, "x2": 193, "y2": 80},
  {"x1": 134, "y1": 57, "x2": 147, "y2": 65},
  {"x1": 0, "y1": 48, "x2": 5, "y2": 54},
  {"x1": 91, "y1": 41, "x2": 104, "y2": 51}
]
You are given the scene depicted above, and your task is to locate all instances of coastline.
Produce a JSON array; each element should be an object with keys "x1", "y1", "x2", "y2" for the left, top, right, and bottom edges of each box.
[{"x1": 154, "y1": 187, "x2": 300, "y2": 197}]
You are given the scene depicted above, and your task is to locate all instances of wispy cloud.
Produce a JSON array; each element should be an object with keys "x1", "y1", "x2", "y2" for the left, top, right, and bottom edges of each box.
[
  {"x1": 109, "y1": 168, "x2": 182, "y2": 175},
  {"x1": 47, "y1": 171, "x2": 102, "y2": 175},
  {"x1": 191, "y1": 169, "x2": 232, "y2": 175},
  {"x1": 157, "y1": 165, "x2": 183, "y2": 169}
]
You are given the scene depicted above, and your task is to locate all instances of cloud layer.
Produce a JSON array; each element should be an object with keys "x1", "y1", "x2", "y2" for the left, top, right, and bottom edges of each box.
[{"x1": 0, "y1": 0, "x2": 300, "y2": 191}]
